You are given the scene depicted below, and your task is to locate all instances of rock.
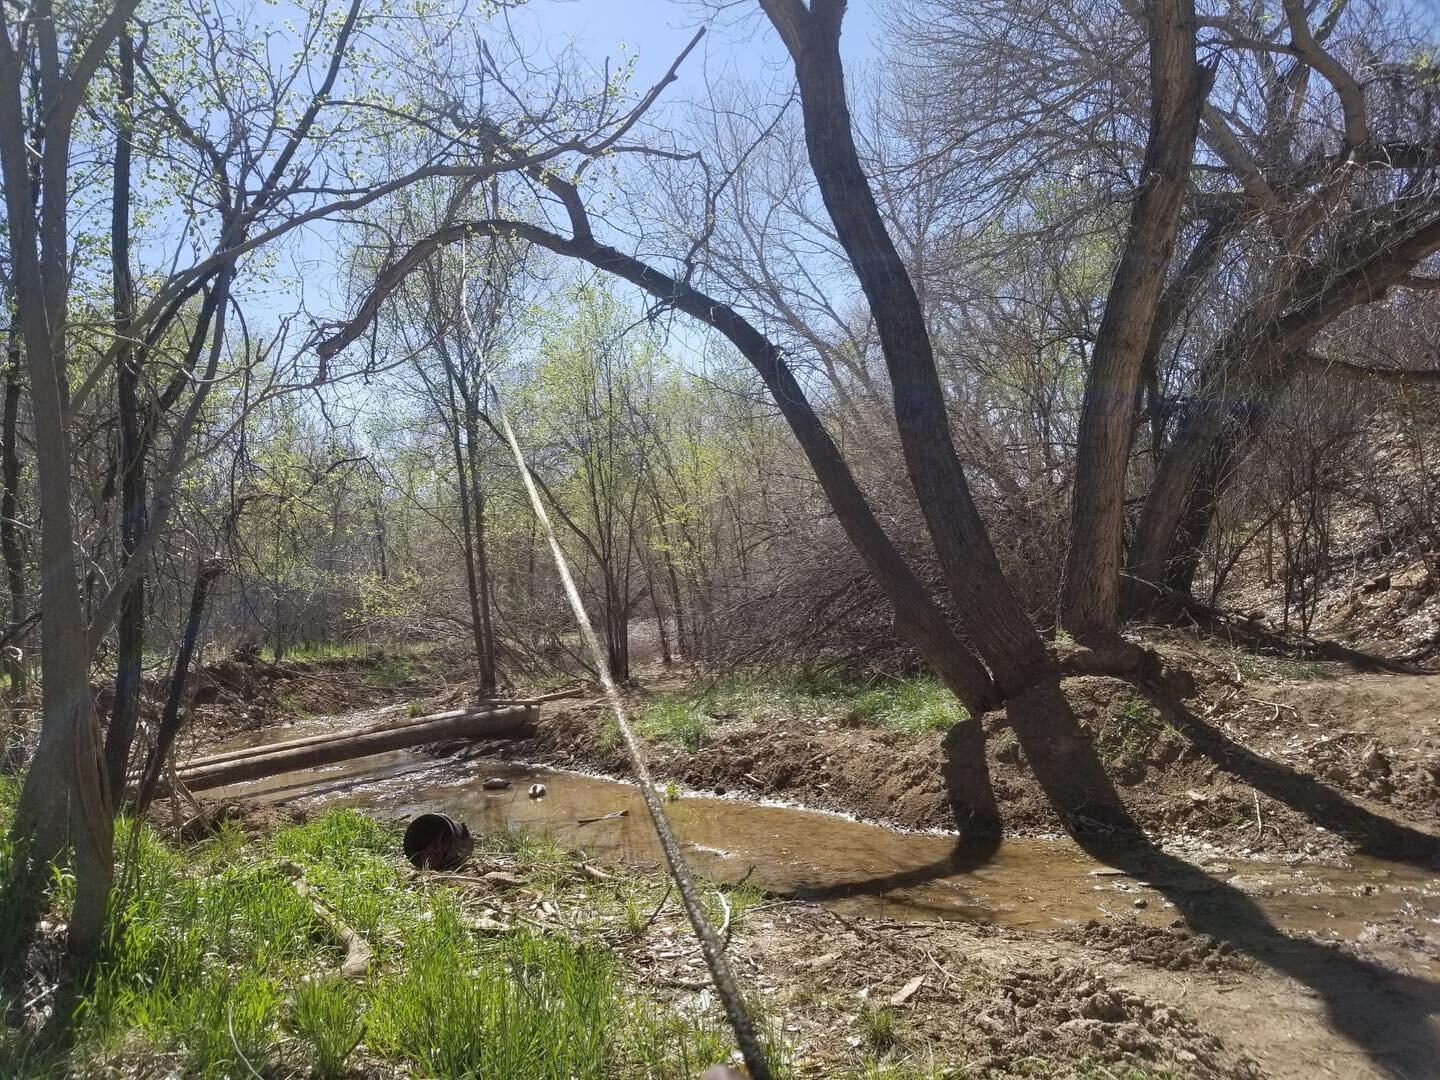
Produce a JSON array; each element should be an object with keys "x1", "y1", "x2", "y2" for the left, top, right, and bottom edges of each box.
[
  {"x1": 1360, "y1": 741, "x2": 1391, "y2": 779},
  {"x1": 1391, "y1": 562, "x2": 1433, "y2": 591},
  {"x1": 482, "y1": 777, "x2": 512, "y2": 790},
  {"x1": 1361, "y1": 573, "x2": 1391, "y2": 594},
  {"x1": 1080, "y1": 990, "x2": 1126, "y2": 1022},
  {"x1": 889, "y1": 975, "x2": 925, "y2": 1006}
]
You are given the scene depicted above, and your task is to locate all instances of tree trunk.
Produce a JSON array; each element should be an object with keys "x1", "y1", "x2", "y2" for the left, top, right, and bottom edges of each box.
[
  {"x1": 1060, "y1": 0, "x2": 1204, "y2": 636},
  {"x1": 0, "y1": 29, "x2": 117, "y2": 966},
  {"x1": 134, "y1": 558, "x2": 224, "y2": 813},
  {"x1": 1129, "y1": 215, "x2": 1440, "y2": 604},
  {"x1": 105, "y1": 31, "x2": 145, "y2": 807},
  {"x1": 462, "y1": 405, "x2": 497, "y2": 693},
  {"x1": 761, "y1": 0, "x2": 1045, "y2": 694},
  {"x1": 445, "y1": 389, "x2": 489, "y2": 686},
  {"x1": 1, "y1": 337, "x2": 26, "y2": 698},
  {"x1": 641, "y1": 544, "x2": 672, "y2": 666}
]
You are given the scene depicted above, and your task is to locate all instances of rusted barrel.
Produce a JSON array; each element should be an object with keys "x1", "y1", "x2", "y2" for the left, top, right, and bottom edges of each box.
[{"x1": 403, "y1": 813, "x2": 474, "y2": 870}]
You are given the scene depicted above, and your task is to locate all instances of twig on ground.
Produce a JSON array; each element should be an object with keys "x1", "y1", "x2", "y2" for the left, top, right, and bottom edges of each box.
[
  {"x1": 637, "y1": 879, "x2": 674, "y2": 937},
  {"x1": 283, "y1": 862, "x2": 373, "y2": 978},
  {"x1": 577, "y1": 810, "x2": 629, "y2": 826},
  {"x1": 716, "y1": 889, "x2": 733, "y2": 951}
]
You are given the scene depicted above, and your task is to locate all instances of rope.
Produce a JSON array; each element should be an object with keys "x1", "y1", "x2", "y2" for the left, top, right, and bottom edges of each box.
[{"x1": 459, "y1": 267, "x2": 772, "y2": 1080}]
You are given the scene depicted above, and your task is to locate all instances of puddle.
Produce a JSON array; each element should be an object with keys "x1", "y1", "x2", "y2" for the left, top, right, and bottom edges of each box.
[{"x1": 211, "y1": 735, "x2": 1440, "y2": 962}]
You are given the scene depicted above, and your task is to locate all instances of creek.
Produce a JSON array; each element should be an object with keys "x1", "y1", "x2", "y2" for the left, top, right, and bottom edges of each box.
[{"x1": 210, "y1": 708, "x2": 1440, "y2": 969}]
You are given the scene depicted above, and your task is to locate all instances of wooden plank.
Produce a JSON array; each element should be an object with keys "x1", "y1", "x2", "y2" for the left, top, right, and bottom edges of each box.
[{"x1": 174, "y1": 705, "x2": 537, "y2": 792}]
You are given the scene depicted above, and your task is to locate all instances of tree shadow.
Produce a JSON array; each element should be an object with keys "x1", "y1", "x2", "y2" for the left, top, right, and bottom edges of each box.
[
  {"x1": 1139, "y1": 586, "x2": 1435, "y2": 675},
  {"x1": 1004, "y1": 677, "x2": 1440, "y2": 1080},
  {"x1": 1133, "y1": 685, "x2": 1440, "y2": 867},
  {"x1": 796, "y1": 712, "x2": 1003, "y2": 902},
  {"x1": 787, "y1": 675, "x2": 1440, "y2": 1077}
]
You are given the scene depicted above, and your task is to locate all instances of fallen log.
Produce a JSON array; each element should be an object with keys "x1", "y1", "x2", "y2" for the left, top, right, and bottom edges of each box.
[
  {"x1": 180, "y1": 706, "x2": 506, "y2": 772},
  {"x1": 174, "y1": 704, "x2": 537, "y2": 793},
  {"x1": 181, "y1": 695, "x2": 579, "y2": 775}
]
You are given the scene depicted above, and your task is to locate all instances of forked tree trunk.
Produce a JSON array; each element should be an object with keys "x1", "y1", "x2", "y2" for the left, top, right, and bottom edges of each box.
[{"x1": 1060, "y1": 0, "x2": 1205, "y2": 637}]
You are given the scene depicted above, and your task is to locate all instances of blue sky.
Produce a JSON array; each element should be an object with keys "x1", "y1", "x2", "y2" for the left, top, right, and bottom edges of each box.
[
  {"x1": 511, "y1": 0, "x2": 879, "y2": 88},
  {"x1": 241, "y1": 0, "x2": 880, "y2": 326}
]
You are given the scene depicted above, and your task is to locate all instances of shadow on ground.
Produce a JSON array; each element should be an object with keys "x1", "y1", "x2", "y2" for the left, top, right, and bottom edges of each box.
[{"x1": 800, "y1": 673, "x2": 1440, "y2": 1078}]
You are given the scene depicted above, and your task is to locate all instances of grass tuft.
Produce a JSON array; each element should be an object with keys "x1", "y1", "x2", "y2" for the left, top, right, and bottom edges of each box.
[
  {"x1": 636, "y1": 695, "x2": 714, "y2": 751},
  {"x1": 291, "y1": 977, "x2": 365, "y2": 1079},
  {"x1": 852, "y1": 677, "x2": 968, "y2": 735},
  {"x1": 858, "y1": 1000, "x2": 904, "y2": 1053},
  {"x1": 637, "y1": 666, "x2": 970, "y2": 745}
]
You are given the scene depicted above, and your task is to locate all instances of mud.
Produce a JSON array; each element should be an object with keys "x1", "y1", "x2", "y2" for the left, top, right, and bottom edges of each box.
[{"x1": 476, "y1": 668, "x2": 1440, "y2": 865}]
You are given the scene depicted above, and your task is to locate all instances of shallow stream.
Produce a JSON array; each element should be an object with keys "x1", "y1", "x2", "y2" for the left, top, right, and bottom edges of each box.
[{"x1": 209, "y1": 709, "x2": 1440, "y2": 969}]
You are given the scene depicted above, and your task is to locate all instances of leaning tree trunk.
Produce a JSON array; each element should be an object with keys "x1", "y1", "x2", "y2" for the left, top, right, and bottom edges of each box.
[
  {"x1": 1129, "y1": 214, "x2": 1440, "y2": 607},
  {"x1": 135, "y1": 558, "x2": 225, "y2": 814},
  {"x1": 320, "y1": 216, "x2": 1005, "y2": 714},
  {"x1": 1060, "y1": 0, "x2": 1205, "y2": 637},
  {"x1": 762, "y1": 0, "x2": 1046, "y2": 695}
]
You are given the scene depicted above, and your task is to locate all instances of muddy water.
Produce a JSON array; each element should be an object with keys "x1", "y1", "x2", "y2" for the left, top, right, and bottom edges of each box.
[{"x1": 211, "y1": 732, "x2": 1440, "y2": 965}]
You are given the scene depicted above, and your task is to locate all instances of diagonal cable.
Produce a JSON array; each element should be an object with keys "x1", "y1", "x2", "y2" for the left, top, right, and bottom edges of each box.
[{"x1": 459, "y1": 262, "x2": 773, "y2": 1080}]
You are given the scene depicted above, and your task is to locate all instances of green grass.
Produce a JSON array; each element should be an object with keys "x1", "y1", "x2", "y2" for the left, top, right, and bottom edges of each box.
[
  {"x1": 635, "y1": 695, "x2": 715, "y2": 751},
  {"x1": 0, "y1": 805, "x2": 782, "y2": 1078},
  {"x1": 851, "y1": 677, "x2": 968, "y2": 735},
  {"x1": 1093, "y1": 693, "x2": 1174, "y2": 761},
  {"x1": 282, "y1": 640, "x2": 435, "y2": 664},
  {"x1": 636, "y1": 667, "x2": 969, "y2": 747},
  {"x1": 363, "y1": 653, "x2": 420, "y2": 689},
  {"x1": 857, "y1": 1000, "x2": 903, "y2": 1052}
]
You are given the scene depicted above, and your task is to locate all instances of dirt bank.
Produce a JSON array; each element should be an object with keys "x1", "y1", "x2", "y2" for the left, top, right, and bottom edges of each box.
[{"x1": 479, "y1": 647, "x2": 1440, "y2": 864}]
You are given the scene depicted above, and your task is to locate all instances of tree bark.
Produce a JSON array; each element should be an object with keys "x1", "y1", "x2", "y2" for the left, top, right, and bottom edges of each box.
[
  {"x1": 445, "y1": 383, "x2": 489, "y2": 687},
  {"x1": 462, "y1": 403, "x2": 498, "y2": 693},
  {"x1": 1, "y1": 335, "x2": 26, "y2": 698},
  {"x1": 0, "y1": 0, "x2": 134, "y2": 962},
  {"x1": 105, "y1": 30, "x2": 144, "y2": 807},
  {"x1": 134, "y1": 558, "x2": 224, "y2": 814},
  {"x1": 1060, "y1": 0, "x2": 1205, "y2": 636},
  {"x1": 760, "y1": 0, "x2": 1045, "y2": 694}
]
